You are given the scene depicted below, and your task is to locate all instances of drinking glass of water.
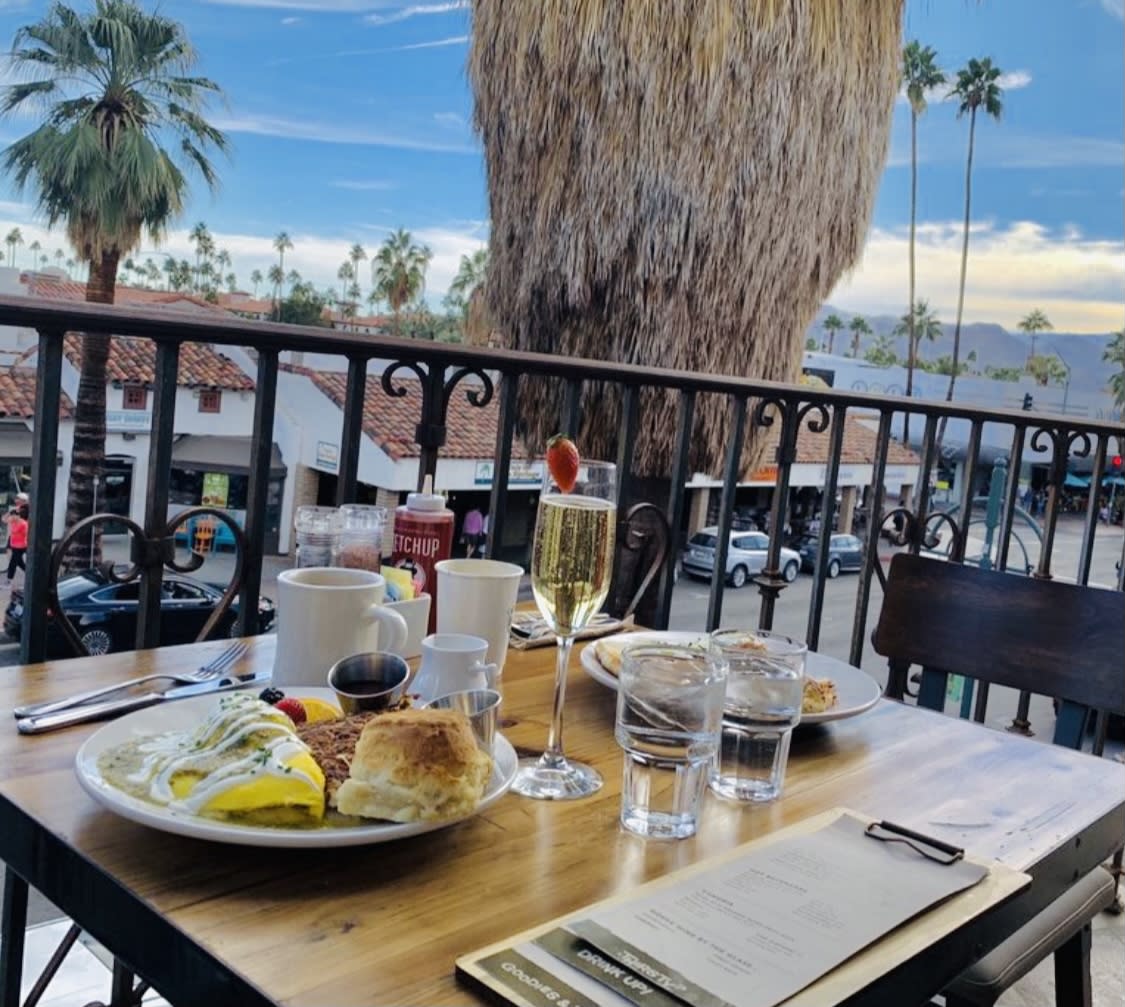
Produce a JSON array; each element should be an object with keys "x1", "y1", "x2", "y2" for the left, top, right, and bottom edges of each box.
[
  {"x1": 615, "y1": 643, "x2": 729, "y2": 839},
  {"x1": 709, "y1": 629, "x2": 807, "y2": 803}
]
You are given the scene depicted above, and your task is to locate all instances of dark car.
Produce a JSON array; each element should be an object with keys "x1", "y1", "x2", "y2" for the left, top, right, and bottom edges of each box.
[
  {"x1": 4, "y1": 570, "x2": 275, "y2": 656},
  {"x1": 797, "y1": 533, "x2": 865, "y2": 578}
]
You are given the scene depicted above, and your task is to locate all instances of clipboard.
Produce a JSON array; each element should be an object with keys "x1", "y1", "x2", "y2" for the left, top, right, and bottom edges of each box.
[{"x1": 456, "y1": 808, "x2": 1030, "y2": 1007}]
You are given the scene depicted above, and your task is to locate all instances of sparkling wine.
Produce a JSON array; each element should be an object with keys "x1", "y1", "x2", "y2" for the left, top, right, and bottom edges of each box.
[{"x1": 531, "y1": 494, "x2": 616, "y2": 635}]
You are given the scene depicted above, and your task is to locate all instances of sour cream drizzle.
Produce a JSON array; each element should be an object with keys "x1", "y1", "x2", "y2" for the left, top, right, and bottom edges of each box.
[{"x1": 123, "y1": 693, "x2": 320, "y2": 815}]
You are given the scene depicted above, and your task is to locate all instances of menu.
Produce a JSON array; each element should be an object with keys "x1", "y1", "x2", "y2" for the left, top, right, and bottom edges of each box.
[{"x1": 458, "y1": 812, "x2": 1003, "y2": 1007}]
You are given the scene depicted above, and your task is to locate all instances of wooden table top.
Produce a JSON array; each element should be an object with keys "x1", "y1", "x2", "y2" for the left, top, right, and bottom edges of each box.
[{"x1": 2, "y1": 635, "x2": 1123, "y2": 1007}]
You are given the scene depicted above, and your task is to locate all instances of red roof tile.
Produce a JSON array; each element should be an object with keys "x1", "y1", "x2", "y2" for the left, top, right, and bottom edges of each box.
[
  {"x1": 0, "y1": 367, "x2": 74, "y2": 420},
  {"x1": 63, "y1": 335, "x2": 254, "y2": 391},
  {"x1": 21, "y1": 273, "x2": 231, "y2": 314},
  {"x1": 306, "y1": 369, "x2": 500, "y2": 461}
]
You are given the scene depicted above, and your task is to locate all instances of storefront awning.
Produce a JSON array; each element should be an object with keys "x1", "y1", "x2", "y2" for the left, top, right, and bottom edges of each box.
[{"x1": 171, "y1": 436, "x2": 286, "y2": 478}]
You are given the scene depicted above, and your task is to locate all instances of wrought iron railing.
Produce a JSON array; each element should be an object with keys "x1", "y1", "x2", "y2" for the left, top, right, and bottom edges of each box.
[{"x1": 2, "y1": 295, "x2": 1122, "y2": 734}]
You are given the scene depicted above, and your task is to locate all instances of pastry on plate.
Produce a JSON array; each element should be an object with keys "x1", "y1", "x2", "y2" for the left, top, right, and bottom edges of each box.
[
  {"x1": 334, "y1": 708, "x2": 492, "y2": 823},
  {"x1": 802, "y1": 677, "x2": 839, "y2": 715},
  {"x1": 593, "y1": 638, "x2": 629, "y2": 676}
]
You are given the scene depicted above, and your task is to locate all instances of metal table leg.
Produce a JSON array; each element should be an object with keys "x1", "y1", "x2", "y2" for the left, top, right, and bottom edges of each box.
[{"x1": 1, "y1": 867, "x2": 29, "y2": 1007}]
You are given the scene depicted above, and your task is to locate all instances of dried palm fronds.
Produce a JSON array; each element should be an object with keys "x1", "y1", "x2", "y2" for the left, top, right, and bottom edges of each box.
[{"x1": 469, "y1": 0, "x2": 903, "y2": 476}]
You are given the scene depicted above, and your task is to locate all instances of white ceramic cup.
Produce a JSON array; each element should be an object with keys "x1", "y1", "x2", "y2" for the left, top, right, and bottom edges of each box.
[
  {"x1": 411, "y1": 633, "x2": 498, "y2": 704},
  {"x1": 383, "y1": 594, "x2": 432, "y2": 660},
  {"x1": 435, "y1": 559, "x2": 523, "y2": 673},
  {"x1": 272, "y1": 568, "x2": 408, "y2": 688}
]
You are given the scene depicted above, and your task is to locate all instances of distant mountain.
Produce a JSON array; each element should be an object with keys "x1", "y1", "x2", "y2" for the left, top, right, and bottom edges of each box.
[{"x1": 807, "y1": 306, "x2": 1115, "y2": 391}]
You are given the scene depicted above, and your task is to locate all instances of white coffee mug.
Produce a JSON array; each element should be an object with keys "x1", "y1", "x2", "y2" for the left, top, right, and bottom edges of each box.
[
  {"x1": 273, "y1": 568, "x2": 408, "y2": 688},
  {"x1": 383, "y1": 594, "x2": 432, "y2": 660},
  {"x1": 435, "y1": 559, "x2": 523, "y2": 673},
  {"x1": 411, "y1": 633, "x2": 498, "y2": 703}
]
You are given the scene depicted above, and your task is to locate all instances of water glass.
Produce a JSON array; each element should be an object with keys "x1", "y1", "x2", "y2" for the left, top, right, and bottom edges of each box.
[
  {"x1": 615, "y1": 644, "x2": 728, "y2": 839},
  {"x1": 709, "y1": 629, "x2": 807, "y2": 803}
]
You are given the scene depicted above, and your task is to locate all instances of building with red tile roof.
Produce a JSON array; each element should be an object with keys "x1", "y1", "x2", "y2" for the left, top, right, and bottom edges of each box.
[
  {"x1": 0, "y1": 367, "x2": 74, "y2": 420},
  {"x1": 62, "y1": 335, "x2": 254, "y2": 391},
  {"x1": 21, "y1": 272, "x2": 229, "y2": 314}
]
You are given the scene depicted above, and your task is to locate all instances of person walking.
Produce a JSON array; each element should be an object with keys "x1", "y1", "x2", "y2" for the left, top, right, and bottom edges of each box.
[
  {"x1": 4, "y1": 500, "x2": 29, "y2": 588},
  {"x1": 461, "y1": 507, "x2": 484, "y2": 558}
]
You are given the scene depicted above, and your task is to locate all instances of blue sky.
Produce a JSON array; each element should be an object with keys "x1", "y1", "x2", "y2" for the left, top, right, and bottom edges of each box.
[{"x1": 0, "y1": 0, "x2": 1121, "y2": 332}]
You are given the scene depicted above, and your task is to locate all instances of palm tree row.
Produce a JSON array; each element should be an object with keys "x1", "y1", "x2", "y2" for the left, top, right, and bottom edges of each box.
[{"x1": 901, "y1": 42, "x2": 1005, "y2": 447}]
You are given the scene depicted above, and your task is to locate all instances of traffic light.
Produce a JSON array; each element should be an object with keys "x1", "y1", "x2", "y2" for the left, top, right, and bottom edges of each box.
[
  {"x1": 1022, "y1": 393, "x2": 1033, "y2": 411},
  {"x1": 1113, "y1": 455, "x2": 1123, "y2": 470}
]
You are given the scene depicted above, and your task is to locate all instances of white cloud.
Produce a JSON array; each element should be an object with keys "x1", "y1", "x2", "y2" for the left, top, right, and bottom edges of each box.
[
  {"x1": 1100, "y1": 0, "x2": 1124, "y2": 20},
  {"x1": 331, "y1": 179, "x2": 397, "y2": 191},
  {"x1": 433, "y1": 112, "x2": 465, "y2": 128},
  {"x1": 384, "y1": 34, "x2": 468, "y2": 51},
  {"x1": 987, "y1": 134, "x2": 1125, "y2": 169},
  {"x1": 829, "y1": 219, "x2": 1125, "y2": 333},
  {"x1": 213, "y1": 112, "x2": 477, "y2": 153},
  {"x1": 280, "y1": 16, "x2": 301, "y2": 25},
  {"x1": 364, "y1": 3, "x2": 468, "y2": 26},
  {"x1": 996, "y1": 70, "x2": 1033, "y2": 91}
]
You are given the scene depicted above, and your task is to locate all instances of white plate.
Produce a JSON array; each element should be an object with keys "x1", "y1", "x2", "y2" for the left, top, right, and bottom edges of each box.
[
  {"x1": 579, "y1": 631, "x2": 883, "y2": 725},
  {"x1": 75, "y1": 688, "x2": 518, "y2": 848}
]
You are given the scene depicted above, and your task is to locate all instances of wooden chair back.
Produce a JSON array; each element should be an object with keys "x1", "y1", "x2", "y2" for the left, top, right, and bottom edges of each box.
[{"x1": 873, "y1": 554, "x2": 1125, "y2": 748}]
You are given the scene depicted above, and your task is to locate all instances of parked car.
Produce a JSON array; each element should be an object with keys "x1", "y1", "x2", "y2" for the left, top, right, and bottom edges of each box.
[
  {"x1": 4, "y1": 570, "x2": 275, "y2": 656},
  {"x1": 681, "y1": 527, "x2": 800, "y2": 587},
  {"x1": 797, "y1": 533, "x2": 865, "y2": 578}
]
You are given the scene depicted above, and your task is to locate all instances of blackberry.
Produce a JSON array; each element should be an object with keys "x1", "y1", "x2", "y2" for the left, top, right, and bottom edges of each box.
[{"x1": 258, "y1": 687, "x2": 285, "y2": 705}]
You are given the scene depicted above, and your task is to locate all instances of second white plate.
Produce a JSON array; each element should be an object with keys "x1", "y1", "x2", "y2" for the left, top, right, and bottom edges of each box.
[{"x1": 579, "y1": 631, "x2": 883, "y2": 725}]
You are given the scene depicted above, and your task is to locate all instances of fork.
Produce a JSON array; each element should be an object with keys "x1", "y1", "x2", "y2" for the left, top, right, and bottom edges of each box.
[{"x1": 12, "y1": 641, "x2": 249, "y2": 720}]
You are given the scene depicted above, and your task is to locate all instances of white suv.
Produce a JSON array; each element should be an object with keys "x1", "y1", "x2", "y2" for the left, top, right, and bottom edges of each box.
[{"x1": 681, "y1": 527, "x2": 801, "y2": 588}]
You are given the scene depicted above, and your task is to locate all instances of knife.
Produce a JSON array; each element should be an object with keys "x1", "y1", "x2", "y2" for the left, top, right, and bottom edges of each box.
[{"x1": 16, "y1": 671, "x2": 272, "y2": 735}]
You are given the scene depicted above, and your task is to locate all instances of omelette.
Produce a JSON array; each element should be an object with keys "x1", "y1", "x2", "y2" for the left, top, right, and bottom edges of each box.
[{"x1": 98, "y1": 693, "x2": 325, "y2": 827}]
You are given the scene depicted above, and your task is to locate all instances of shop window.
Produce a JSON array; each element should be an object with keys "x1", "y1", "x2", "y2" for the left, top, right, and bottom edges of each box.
[
  {"x1": 122, "y1": 385, "x2": 147, "y2": 410},
  {"x1": 199, "y1": 389, "x2": 222, "y2": 413}
]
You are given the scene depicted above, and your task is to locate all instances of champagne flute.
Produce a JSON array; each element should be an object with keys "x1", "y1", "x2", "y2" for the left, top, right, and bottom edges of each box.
[{"x1": 511, "y1": 460, "x2": 617, "y2": 799}]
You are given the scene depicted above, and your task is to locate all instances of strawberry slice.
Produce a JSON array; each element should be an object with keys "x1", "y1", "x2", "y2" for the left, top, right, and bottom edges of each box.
[{"x1": 546, "y1": 434, "x2": 580, "y2": 493}]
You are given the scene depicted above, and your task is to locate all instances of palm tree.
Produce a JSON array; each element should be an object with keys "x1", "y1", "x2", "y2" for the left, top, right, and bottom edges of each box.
[
  {"x1": 336, "y1": 261, "x2": 354, "y2": 317},
  {"x1": 1104, "y1": 330, "x2": 1125, "y2": 409},
  {"x1": 1017, "y1": 308, "x2": 1053, "y2": 367},
  {"x1": 273, "y1": 231, "x2": 293, "y2": 317},
  {"x1": 268, "y1": 263, "x2": 284, "y2": 311},
  {"x1": 28, "y1": 239, "x2": 41, "y2": 269},
  {"x1": 944, "y1": 57, "x2": 1003, "y2": 416},
  {"x1": 5, "y1": 227, "x2": 22, "y2": 268},
  {"x1": 893, "y1": 299, "x2": 942, "y2": 369},
  {"x1": 348, "y1": 243, "x2": 367, "y2": 315},
  {"x1": 469, "y1": 3, "x2": 903, "y2": 472},
  {"x1": 249, "y1": 268, "x2": 263, "y2": 298},
  {"x1": 821, "y1": 313, "x2": 845, "y2": 354},
  {"x1": 371, "y1": 228, "x2": 432, "y2": 337},
  {"x1": 444, "y1": 248, "x2": 489, "y2": 317},
  {"x1": 847, "y1": 315, "x2": 872, "y2": 358},
  {"x1": 189, "y1": 221, "x2": 210, "y2": 290},
  {"x1": 224, "y1": 271, "x2": 237, "y2": 293},
  {"x1": 53, "y1": 247, "x2": 65, "y2": 269},
  {"x1": 65, "y1": 257, "x2": 75, "y2": 278},
  {"x1": 2, "y1": 0, "x2": 226, "y2": 570},
  {"x1": 901, "y1": 41, "x2": 945, "y2": 444},
  {"x1": 145, "y1": 258, "x2": 160, "y2": 288}
]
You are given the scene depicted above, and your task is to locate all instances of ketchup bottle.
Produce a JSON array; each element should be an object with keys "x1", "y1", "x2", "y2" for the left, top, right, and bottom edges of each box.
[{"x1": 390, "y1": 475, "x2": 454, "y2": 634}]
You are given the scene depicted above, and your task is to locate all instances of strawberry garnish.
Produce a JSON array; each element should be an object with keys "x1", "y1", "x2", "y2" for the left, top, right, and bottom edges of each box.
[
  {"x1": 546, "y1": 434, "x2": 580, "y2": 493},
  {"x1": 275, "y1": 697, "x2": 307, "y2": 725}
]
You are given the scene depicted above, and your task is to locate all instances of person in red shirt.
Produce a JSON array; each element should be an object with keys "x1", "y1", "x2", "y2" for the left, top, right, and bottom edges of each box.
[{"x1": 4, "y1": 501, "x2": 28, "y2": 586}]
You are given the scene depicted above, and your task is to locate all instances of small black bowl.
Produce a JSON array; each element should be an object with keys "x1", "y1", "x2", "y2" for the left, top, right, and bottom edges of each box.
[{"x1": 327, "y1": 652, "x2": 411, "y2": 714}]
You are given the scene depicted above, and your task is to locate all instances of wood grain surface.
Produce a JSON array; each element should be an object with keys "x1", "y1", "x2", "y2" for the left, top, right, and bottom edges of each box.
[{"x1": 2, "y1": 635, "x2": 1124, "y2": 1006}]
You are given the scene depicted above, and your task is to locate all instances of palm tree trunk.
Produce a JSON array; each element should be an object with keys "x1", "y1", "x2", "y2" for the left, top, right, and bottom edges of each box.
[
  {"x1": 827, "y1": 330, "x2": 835, "y2": 354},
  {"x1": 904, "y1": 109, "x2": 918, "y2": 446},
  {"x1": 935, "y1": 107, "x2": 977, "y2": 456},
  {"x1": 60, "y1": 249, "x2": 120, "y2": 573}
]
